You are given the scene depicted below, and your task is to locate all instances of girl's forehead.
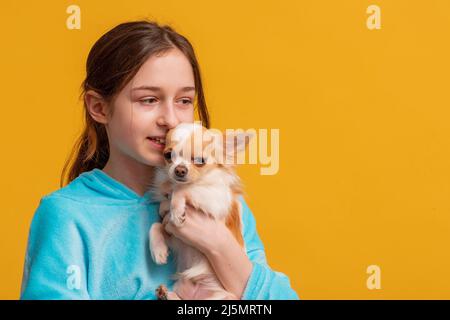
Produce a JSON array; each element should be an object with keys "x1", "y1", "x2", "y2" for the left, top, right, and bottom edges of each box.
[{"x1": 133, "y1": 49, "x2": 194, "y2": 83}]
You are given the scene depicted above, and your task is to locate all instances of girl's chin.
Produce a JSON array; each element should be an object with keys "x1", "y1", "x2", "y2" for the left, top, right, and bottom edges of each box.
[{"x1": 143, "y1": 152, "x2": 165, "y2": 167}]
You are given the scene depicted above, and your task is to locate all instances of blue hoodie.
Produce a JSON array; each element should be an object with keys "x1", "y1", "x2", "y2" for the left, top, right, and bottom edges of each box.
[{"x1": 20, "y1": 168, "x2": 299, "y2": 300}]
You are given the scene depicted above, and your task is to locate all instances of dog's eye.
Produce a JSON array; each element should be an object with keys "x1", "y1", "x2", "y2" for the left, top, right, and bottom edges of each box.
[
  {"x1": 164, "y1": 150, "x2": 173, "y2": 161},
  {"x1": 192, "y1": 157, "x2": 206, "y2": 166}
]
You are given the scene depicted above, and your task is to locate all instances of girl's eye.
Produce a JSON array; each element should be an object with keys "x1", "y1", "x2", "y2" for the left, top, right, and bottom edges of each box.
[
  {"x1": 141, "y1": 97, "x2": 158, "y2": 105},
  {"x1": 179, "y1": 98, "x2": 192, "y2": 106}
]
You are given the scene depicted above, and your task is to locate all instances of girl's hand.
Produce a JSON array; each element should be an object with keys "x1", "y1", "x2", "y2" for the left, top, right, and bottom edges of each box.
[
  {"x1": 163, "y1": 203, "x2": 231, "y2": 255},
  {"x1": 163, "y1": 202, "x2": 253, "y2": 299}
]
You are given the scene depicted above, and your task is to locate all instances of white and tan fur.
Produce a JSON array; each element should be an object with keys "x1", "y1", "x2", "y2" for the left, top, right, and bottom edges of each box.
[{"x1": 148, "y1": 122, "x2": 252, "y2": 300}]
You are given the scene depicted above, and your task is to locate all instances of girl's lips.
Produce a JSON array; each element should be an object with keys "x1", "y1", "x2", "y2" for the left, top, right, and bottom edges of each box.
[{"x1": 147, "y1": 137, "x2": 165, "y2": 151}]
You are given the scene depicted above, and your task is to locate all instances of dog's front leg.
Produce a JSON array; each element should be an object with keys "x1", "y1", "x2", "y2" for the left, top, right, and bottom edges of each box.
[
  {"x1": 159, "y1": 199, "x2": 170, "y2": 219},
  {"x1": 170, "y1": 191, "x2": 187, "y2": 227},
  {"x1": 149, "y1": 222, "x2": 170, "y2": 265}
]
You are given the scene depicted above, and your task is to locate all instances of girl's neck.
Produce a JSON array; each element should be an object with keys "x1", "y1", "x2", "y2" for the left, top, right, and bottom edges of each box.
[{"x1": 102, "y1": 153, "x2": 155, "y2": 197}]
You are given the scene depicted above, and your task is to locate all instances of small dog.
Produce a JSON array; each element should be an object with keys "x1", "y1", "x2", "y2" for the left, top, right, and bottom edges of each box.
[{"x1": 149, "y1": 122, "x2": 252, "y2": 300}]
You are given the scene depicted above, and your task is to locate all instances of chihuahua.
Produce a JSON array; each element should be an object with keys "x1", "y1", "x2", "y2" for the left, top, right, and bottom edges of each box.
[{"x1": 149, "y1": 122, "x2": 252, "y2": 300}]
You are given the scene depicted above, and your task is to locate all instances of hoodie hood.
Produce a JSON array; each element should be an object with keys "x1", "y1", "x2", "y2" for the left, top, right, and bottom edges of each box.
[{"x1": 52, "y1": 168, "x2": 159, "y2": 205}]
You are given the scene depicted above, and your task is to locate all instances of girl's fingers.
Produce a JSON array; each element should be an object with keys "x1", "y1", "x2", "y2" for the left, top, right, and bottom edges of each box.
[
  {"x1": 185, "y1": 205, "x2": 195, "y2": 216},
  {"x1": 185, "y1": 204, "x2": 196, "y2": 216},
  {"x1": 185, "y1": 204, "x2": 205, "y2": 219},
  {"x1": 163, "y1": 204, "x2": 205, "y2": 238}
]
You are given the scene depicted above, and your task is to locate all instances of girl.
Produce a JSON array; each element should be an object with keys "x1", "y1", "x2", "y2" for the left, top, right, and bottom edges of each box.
[{"x1": 20, "y1": 20, "x2": 299, "y2": 300}]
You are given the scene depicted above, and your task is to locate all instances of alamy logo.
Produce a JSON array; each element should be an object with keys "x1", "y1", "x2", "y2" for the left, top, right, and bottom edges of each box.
[
  {"x1": 366, "y1": 5, "x2": 381, "y2": 30},
  {"x1": 366, "y1": 264, "x2": 381, "y2": 290},
  {"x1": 66, "y1": 5, "x2": 81, "y2": 30},
  {"x1": 173, "y1": 121, "x2": 280, "y2": 175},
  {"x1": 66, "y1": 265, "x2": 81, "y2": 290}
]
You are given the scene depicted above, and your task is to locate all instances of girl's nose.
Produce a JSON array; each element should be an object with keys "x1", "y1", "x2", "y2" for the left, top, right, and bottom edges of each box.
[{"x1": 156, "y1": 104, "x2": 179, "y2": 129}]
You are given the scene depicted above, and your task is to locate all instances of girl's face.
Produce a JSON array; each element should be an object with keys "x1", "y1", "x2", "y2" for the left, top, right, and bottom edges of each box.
[{"x1": 106, "y1": 48, "x2": 196, "y2": 167}]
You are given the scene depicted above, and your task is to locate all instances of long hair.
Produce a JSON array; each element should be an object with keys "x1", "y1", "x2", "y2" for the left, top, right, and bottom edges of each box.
[{"x1": 60, "y1": 20, "x2": 210, "y2": 187}]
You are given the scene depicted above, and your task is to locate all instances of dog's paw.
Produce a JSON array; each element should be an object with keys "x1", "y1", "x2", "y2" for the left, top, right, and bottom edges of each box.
[
  {"x1": 156, "y1": 284, "x2": 168, "y2": 300},
  {"x1": 171, "y1": 212, "x2": 186, "y2": 227},
  {"x1": 170, "y1": 207, "x2": 186, "y2": 227},
  {"x1": 151, "y1": 242, "x2": 169, "y2": 265},
  {"x1": 149, "y1": 224, "x2": 169, "y2": 265},
  {"x1": 159, "y1": 200, "x2": 170, "y2": 219}
]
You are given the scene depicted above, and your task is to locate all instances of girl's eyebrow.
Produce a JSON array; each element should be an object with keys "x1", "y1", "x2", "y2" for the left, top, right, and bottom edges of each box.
[{"x1": 132, "y1": 85, "x2": 195, "y2": 93}]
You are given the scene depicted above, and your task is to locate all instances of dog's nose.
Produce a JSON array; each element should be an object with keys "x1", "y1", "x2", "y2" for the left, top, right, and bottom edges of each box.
[{"x1": 174, "y1": 165, "x2": 188, "y2": 178}]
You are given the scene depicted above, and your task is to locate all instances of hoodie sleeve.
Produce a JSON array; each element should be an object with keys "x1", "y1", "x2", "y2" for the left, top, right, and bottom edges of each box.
[
  {"x1": 20, "y1": 196, "x2": 91, "y2": 300},
  {"x1": 239, "y1": 197, "x2": 299, "y2": 300}
]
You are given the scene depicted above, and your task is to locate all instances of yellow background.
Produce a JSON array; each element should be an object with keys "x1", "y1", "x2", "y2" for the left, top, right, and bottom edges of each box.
[{"x1": 1, "y1": 0, "x2": 450, "y2": 299}]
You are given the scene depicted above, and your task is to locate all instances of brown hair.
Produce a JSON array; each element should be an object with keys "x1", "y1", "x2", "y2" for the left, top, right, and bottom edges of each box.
[{"x1": 60, "y1": 20, "x2": 210, "y2": 187}]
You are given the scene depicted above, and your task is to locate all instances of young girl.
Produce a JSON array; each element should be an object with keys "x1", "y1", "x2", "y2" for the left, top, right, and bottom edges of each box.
[{"x1": 20, "y1": 20, "x2": 299, "y2": 300}]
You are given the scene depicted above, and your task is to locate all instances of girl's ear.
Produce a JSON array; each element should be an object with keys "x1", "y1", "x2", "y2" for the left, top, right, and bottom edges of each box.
[{"x1": 85, "y1": 90, "x2": 110, "y2": 124}]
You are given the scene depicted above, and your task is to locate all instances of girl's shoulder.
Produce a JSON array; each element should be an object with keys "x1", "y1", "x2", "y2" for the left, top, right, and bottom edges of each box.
[
  {"x1": 32, "y1": 174, "x2": 94, "y2": 227},
  {"x1": 39, "y1": 168, "x2": 134, "y2": 205},
  {"x1": 31, "y1": 170, "x2": 101, "y2": 227},
  {"x1": 39, "y1": 173, "x2": 92, "y2": 205},
  {"x1": 32, "y1": 168, "x2": 157, "y2": 224}
]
